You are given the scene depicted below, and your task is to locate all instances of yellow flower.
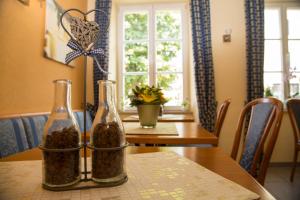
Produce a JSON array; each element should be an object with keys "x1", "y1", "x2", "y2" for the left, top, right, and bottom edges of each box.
[{"x1": 140, "y1": 94, "x2": 157, "y2": 103}]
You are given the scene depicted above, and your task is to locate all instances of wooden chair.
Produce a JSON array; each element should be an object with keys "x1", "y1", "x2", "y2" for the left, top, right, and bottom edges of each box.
[
  {"x1": 231, "y1": 98, "x2": 283, "y2": 185},
  {"x1": 194, "y1": 99, "x2": 231, "y2": 148},
  {"x1": 286, "y1": 99, "x2": 300, "y2": 182},
  {"x1": 214, "y1": 99, "x2": 231, "y2": 139}
]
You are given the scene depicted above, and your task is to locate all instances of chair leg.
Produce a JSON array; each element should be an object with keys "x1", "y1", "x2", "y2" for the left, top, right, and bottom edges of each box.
[{"x1": 290, "y1": 149, "x2": 299, "y2": 182}]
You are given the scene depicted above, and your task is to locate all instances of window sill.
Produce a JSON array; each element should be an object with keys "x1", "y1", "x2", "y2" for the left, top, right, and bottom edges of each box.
[{"x1": 120, "y1": 113, "x2": 194, "y2": 122}]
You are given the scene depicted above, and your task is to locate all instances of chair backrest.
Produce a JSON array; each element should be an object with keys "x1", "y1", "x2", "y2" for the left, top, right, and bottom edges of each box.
[
  {"x1": 214, "y1": 99, "x2": 231, "y2": 138},
  {"x1": 230, "y1": 98, "x2": 283, "y2": 185},
  {"x1": 286, "y1": 99, "x2": 300, "y2": 144}
]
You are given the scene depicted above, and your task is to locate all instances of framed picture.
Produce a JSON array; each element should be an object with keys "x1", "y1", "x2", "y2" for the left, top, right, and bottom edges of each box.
[{"x1": 44, "y1": 0, "x2": 74, "y2": 67}]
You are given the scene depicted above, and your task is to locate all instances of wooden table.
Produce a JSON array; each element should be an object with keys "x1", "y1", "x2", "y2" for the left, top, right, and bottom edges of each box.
[
  {"x1": 0, "y1": 147, "x2": 275, "y2": 199},
  {"x1": 124, "y1": 122, "x2": 218, "y2": 145},
  {"x1": 83, "y1": 122, "x2": 218, "y2": 145}
]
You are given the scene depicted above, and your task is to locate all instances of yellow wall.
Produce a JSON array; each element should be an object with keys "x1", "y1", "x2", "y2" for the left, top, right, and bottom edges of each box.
[
  {"x1": 0, "y1": 0, "x2": 86, "y2": 115},
  {"x1": 210, "y1": 0, "x2": 247, "y2": 158}
]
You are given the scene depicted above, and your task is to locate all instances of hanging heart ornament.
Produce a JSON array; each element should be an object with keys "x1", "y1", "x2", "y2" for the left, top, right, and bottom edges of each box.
[
  {"x1": 70, "y1": 17, "x2": 99, "y2": 50},
  {"x1": 60, "y1": 9, "x2": 110, "y2": 74},
  {"x1": 60, "y1": 9, "x2": 109, "y2": 51}
]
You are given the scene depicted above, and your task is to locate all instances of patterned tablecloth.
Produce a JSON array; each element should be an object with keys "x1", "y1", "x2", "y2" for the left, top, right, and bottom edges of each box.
[{"x1": 0, "y1": 152, "x2": 259, "y2": 200}]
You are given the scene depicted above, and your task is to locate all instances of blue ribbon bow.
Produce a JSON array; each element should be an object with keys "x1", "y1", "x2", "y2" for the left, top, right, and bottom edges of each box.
[{"x1": 65, "y1": 40, "x2": 104, "y2": 64}]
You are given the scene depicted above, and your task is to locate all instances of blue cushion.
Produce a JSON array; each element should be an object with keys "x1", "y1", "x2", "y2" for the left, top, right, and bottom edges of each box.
[
  {"x1": 21, "y1": 115, "x2": 48, "y2": 148},
  {"x1": 86, "y1": 103, "x2": 97, "y2": 120},
  {"x1": 74, "y1": 111, "x2": 92, "y2": 132},
  {"x1": 289, "y1": 102, "x2": 300, "y2": 132},
  {"x1": 0, "y1": 118, "x2": 29, "y2": 158},
  {"x1": 239, "y1": 103, "x2": 274, "y2": 171}
]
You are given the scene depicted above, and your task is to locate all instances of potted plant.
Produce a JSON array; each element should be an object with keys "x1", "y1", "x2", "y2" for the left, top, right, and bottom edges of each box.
[{"x1": 129, "y1": 85, "x2": 168, "y2": 128}]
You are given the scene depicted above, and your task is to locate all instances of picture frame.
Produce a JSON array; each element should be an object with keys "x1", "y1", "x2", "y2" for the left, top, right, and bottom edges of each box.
[{"x1": 44, "y1": 0, "x2": 75, "y2": 67}]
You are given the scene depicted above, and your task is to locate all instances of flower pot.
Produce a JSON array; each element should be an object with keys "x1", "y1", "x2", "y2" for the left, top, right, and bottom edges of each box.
[{"x1": 137, "y1": 105, "x2": 160, "y2": 128}]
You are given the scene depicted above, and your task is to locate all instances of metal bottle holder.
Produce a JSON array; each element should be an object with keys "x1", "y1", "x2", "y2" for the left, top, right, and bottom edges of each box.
[{"x1": 39, "y1": 8, "x2": 128, "y2": 191}]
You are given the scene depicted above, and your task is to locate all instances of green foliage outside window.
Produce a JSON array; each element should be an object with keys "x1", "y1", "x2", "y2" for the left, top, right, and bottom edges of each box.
[
  {"x1": 264, "y1": 87, "x2": 274, "y2": 97},
  {"x1": 123, "y1": 11, "x2": 181, "y2": 108}
]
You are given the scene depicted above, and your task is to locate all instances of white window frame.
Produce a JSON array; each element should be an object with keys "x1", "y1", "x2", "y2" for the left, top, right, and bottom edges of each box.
[
  {"x1": 117, "y1": 3, "x2": 189, "y2": 113},
  {"x1": 265, "y1": 2, "x2": 300, "y2": 100}
]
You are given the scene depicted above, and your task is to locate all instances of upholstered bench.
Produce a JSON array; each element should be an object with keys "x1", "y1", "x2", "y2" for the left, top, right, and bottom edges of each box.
[
  {"x1": 21, "y1": 115, "x2": 48, "y2": 149},
  {"x1": 74, "y1": 111, "x2": 93, "y2": 133},
  {"x1": 0, "y1": 118, "x2": 29, "y2": 158},
  {"x1": 0, "y1": 111, "x2": 92, "y2": 158}
]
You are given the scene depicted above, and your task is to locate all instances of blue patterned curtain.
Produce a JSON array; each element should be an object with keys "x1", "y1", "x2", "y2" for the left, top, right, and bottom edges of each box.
[
  {"x1": 93, "y1": 0, "x2": 111, "y2": 106},
  {"x1": 190, "y1": 0, "x2": 217, "y2": 132},
  {"x1": 245, "y1": 0, "x2": 264, "y2": 102}
]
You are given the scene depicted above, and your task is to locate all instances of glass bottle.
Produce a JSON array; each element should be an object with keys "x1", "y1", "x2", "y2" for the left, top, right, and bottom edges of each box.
[
  {"x1": 90, "y1": 80, "x2": 127, "y2": 183},
  {"x1": 41, "y1": 79, "x2": 81, "y2": 188}
]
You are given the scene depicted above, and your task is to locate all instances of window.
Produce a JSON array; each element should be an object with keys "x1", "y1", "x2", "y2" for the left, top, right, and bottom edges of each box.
[
  {"x1": 118, "y1": 4, "x2": 188, "y2": 111},
  {"x1": 264, "y1": 3, "x2": 300, "y2": 100}
]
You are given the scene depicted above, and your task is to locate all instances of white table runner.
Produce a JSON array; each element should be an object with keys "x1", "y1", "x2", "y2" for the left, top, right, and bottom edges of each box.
[
  {"x1": 0, "y1": 152, "x2": 260, "y2": 200},
  {"x1": 125, "y1": 123, "x2": 178, "y2": 135}
]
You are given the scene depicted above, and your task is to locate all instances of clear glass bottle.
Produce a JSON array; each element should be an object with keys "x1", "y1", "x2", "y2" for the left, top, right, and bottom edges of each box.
[
  {"x1": 41, "y1": 79, "x2": 81, "y2": 188},
  {"x1": 90, "y1": 80, "x2": 127, "y2": 183}
]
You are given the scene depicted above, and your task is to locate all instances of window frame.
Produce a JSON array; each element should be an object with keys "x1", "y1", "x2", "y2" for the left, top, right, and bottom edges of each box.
[
  {"x1": 264, "y1": 2, "x2": 300, "y2": 100},
  {"x1": 117, "y1": 3, "x2": 189, "y2": 113}
]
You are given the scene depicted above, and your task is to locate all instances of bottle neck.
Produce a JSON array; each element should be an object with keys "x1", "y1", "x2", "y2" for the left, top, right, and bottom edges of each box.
[
  {"x1": 98, "y1": 81, "x2": 115, "y2": 107},
  {"x1": 53, "y1": 80, "x2": 71, "y2": 112}
]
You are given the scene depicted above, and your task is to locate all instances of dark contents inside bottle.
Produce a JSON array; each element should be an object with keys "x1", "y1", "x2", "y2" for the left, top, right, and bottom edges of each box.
[
  {"x1": 43, "y1": 126, "x2": 80, "y2": 185},
  {"x1": 92, "y1": 121, "x2": 124, "y2": 179}
]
